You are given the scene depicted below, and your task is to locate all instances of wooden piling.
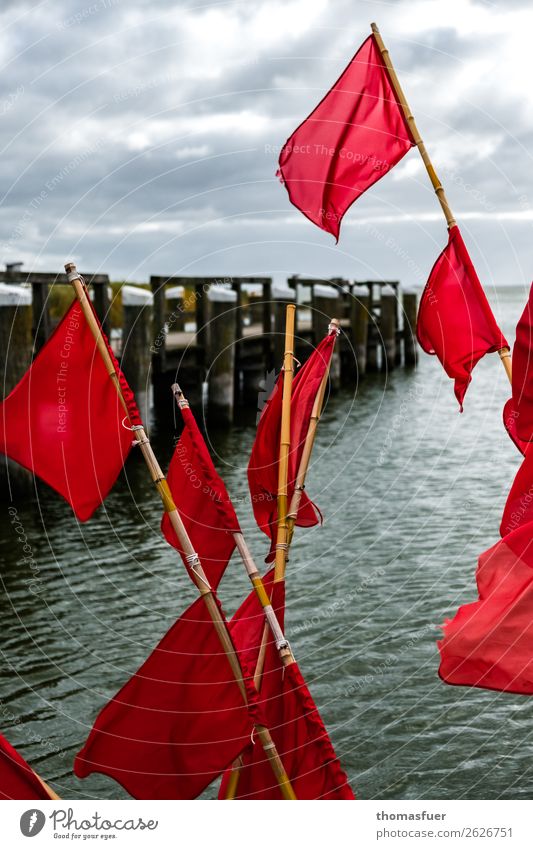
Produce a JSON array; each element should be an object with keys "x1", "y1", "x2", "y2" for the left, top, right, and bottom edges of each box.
[
  {"x1": 91, "y1": 278, "x2": 111, "y2": 333},
  {"x1": 380, "y1": 284, "x2": 397, "y2": 371},
  {"x1": 350, "y1": 284, "x2": 370, "y2": 377},
  {"x1": 206, "y1": 285, "x2": 237, "y2": 424},
  {"x1": 0, "y1": 284, "x2": 33, "y2": 493},
  {"x1": 312, "y1": 284, "x2": 341, "y2": 389},
  {"x1": 402, "y1": 289, "x2": 418, "y2": 367},
  {"x1": 30, "y1": 277, "x2": 51, "y2": 354},
  {"x1": 121, "y1": 285, "x2": 154, "y2": 424},
  {"x1": 165, "y1": 285, "x2": 185, "y2": 332}
]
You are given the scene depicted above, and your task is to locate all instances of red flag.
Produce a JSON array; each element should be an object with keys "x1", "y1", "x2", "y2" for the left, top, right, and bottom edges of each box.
[
  {"x1": 0, "y1": 300, "x2": 137, "y2": 521},
  {"x1": 503, "y1": 398, "x2": 528, "y2": 457},
  {"x1": 0, "y1": 732, "x2": 53, "y2": 800},
  {"x1": 439, "y1": 523, "x2": 533, "y2": 694},
  {"x1": 500, "y1": 443, "x2": 533, "y2": 537},
  {"x1": 248, "y1": 334, "x2": 335, "y2": 559},
  {"x1": 161, "y1": 404, "x2": 240, "y2": 588},
  {"x1": 218, "y1": 571, "x2": 354, "y2": 799},
  {"x1": 417, "y1": 226, "x2": 507, "y2": 410},
  {"x1": 74, "y1": 593, "x2": 260, "y2": 799},
  {"x1": 277, "y1": 35, "x2": 414, "y2": 239},
  {"x1": 503, "y1": 284, "x2": 533, "y2": 452}
]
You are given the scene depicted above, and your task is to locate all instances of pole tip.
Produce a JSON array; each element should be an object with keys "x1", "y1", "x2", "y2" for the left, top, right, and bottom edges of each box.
[
  {"x1": 64, "y1": 261, "x2": 76, "y2": 273},
  {"x1": 171, "y1": 382, "x2": 182, "y2": 396},
  {"x1": 370, "y1": 22, "x2": 379, "y2": 33}
]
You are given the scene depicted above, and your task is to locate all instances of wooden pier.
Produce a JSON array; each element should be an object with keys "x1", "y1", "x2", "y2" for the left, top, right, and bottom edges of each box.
[{"x1": 0, "y1": 270, "x2": 418, "y2": 429}]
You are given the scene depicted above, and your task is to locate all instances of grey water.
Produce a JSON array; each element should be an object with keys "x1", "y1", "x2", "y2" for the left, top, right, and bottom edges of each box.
[{"x1": 0, "y1": 286, "x2": 531, "y2": 800}]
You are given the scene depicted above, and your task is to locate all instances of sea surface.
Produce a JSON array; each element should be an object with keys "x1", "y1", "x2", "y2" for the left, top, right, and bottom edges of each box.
[{"x1": 1, "y1": 286, "x2": 532, "y2": 800}]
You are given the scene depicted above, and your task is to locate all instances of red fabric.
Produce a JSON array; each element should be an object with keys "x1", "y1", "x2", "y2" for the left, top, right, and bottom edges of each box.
[
  {"x1": 0, "y1": 732, "x2": 52, "y2": 800},
  {"x1": 439, "y1": 523, "x2": 533, "y2": 694},
  {"x1": 248, "y1": 334, "x2": 335, "y2": 559},
  {"x1": 417, "y1": 226, "x2": 507, "y2": 410},
  {"x1": 503, "y1": 283, "x2": 533, "y2": 450},
  {"x1": 277, "y1": 34, "x2": 414, "y2": 240},
  {"x1": 74, "y1": 593, "x2": 260, "y2": 799},
  {"x1": 500, "y1": 442, "x2": 533, "y2": 537},
  {"x1": 0, "y1": 300, "x2": 133, "y2": 521},
  {"x1": 162, "y1": 405, "x2": 240, "y2": 589},
  {"x1": 503, "y1": 398, "x2": 528, "y2": 456},
  {"x1": 218, "y1": 571, "x2": 355, "y2": 799}
]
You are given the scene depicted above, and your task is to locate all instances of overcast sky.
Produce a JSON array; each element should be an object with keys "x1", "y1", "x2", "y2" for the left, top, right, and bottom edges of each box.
[{"x1": 1, "y1": 0, "x2": 533, "y2": 292}]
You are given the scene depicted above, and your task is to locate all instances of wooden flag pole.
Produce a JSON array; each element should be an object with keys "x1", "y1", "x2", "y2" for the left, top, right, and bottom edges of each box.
[
  {"x1": 253, "y1": 314, "x2": 338, "y2": 692},
  {"x1": 65, "y1": 263, "x2": 297, "y2": 802},
  {"x1": 274, "y1": 303, "x2": 296, "y2": 583},
  {"x1": 34, "y1": 771, "x2": 61, "y2": 799},
  {"x1": 286, "y1": 319, "x2": 339, "y2": 546},
  {"x1": 370, "y1": 22, "x2": 512, "y2": 385}
]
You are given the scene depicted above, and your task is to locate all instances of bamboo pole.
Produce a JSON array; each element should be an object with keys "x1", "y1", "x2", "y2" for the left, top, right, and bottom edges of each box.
[
  {"x1": 286, "y1": 320, "x2": 338, "y2": 546},
  {"x1": 65, "y1": 263, "x2": 297, "y2": 802},
  {"x1": 253, "y1": 317, "x2": 339, "y2": 690},
  {"x1": 370, "y1": 22, "x2": 512, "y2": 384},
  {"x1": 34, "y1": 771, "x2": 60, "y2": 800},
  {"x1": 274, "y1": 304, "x2": 296, "y2": 583}
]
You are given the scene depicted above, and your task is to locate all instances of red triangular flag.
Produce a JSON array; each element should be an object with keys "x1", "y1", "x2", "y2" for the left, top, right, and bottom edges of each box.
[
  {"x1": 0, "y1": 299, "x2": 137, "y2": 521},
  {"x1": 218, "y1": 571, "x2": 355, "y2": 799},
  {"x1": 161, "y1": 404, "x2": 240, "y2": 589},
  {"x1": 417, "y1": 225, "x2": 507, "y2": 410},
  {"x1": 503, "y1": 283, "x2": 533, "y2": 452},
  {"x1": 0, "y1": 732, "x2": 53, "y2": 800},
  {"x1": 74, "y1": 593, "x2": 260, "y2": 799},
  {"x1": 439, "y1": 523, "x2": 533, "y2": 694},
  {"x1": 248, "y1": 334, "x2": 335, "y2": 560},
  {"x1": 278, "y1": 34, "x2": 414, "y2": 239}
]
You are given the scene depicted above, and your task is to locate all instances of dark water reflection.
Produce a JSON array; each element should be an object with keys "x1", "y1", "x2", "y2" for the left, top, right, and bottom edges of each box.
[{"x1": 1, "y1": 287, "x2": 532, "y2": 800}]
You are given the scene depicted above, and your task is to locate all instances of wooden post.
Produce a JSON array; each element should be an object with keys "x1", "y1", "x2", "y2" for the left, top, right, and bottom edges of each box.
[
  {"x1": 31, "y1": 278, "x2": 51, "y2": 353},
  {"x1": 91, "y1": 278, "x2": 110, "y2": 334},
  {"x1": 272, "y1": 282, "x2": 296, "y2": 367},
  {"x1": 350, "y1": 284, "x2": 370, "y2": 376},
  {"x1": 380, "y1": 284, "x2": 397, "y2": 371},
  {"x1": 0, "y1": 283, "x2": 33, "y2": 494},
  {"x1": 312, "y1": 284, "x2": 340, "y2": 389},
  {"x1": 150, "y1": 276, "x2": 167, "y2": 376},
  {"x1": 165, "y1": 284, "x2": 185, "y2": 332},
  {"x1": 195, "y1": 281, "x2": 208, "y2": 369},
  {"x1": 121, "y1": 285, "x2": 153, "y2": 425},
  {"x1": 206, "y1": 285, "x2": 237, "y2": 425},
  {"x1": 402, "y1": 288, "x2": 418, "y2": 366},
  {"x1": 231, "y1": 279, "x2": 244, "y2": 341},
  {"x1": 65, "y1": 262, "x2": 296, "y2": 802},
  {"x1": 371, "y1": 22, "x2": 512, "y2": 383}
]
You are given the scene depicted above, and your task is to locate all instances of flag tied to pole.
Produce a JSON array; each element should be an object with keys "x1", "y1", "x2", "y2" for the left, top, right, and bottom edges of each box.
[
  {"x1": 0, "y1": 298, "x2": 139, "y2": 521},
  {"x1": 503, "y1": 283, "x2": 533, "y2": 454},
  {"x1": 218, "y1": 570, "x2": 355, "y2": 799},
  {"x1": 0, "y1": 732, "x2": 52, "y2": 799},
  {"x1": 277, "y1": 34, "x2": 414, "y2": 240},
  {"x1": 74, "y1": 592, "x2": 262, "y2": 799},
  {"x1": 438, "y1": 522, "x2": 533, "y2": 694},
  {"x1": 248, "y1": 333, "x2": 335, "y2": 560},
  {"x1": 161, "y1": 403, "x2": 240, "y2": 589},
  {"x1": 417, "y1": 225, "x2": 507, "y2": 410}
]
